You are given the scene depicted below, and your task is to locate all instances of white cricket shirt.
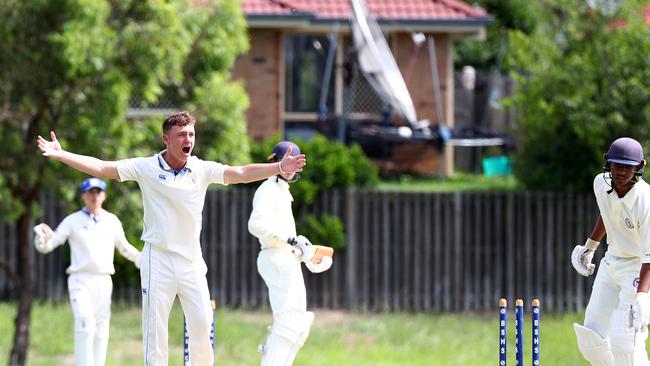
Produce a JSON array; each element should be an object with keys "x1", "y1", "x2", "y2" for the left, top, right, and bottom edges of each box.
[
  {"x1": 116, "y1": 151, "x2": 227, "y2": 260},
  {"x1": 39, "y1": 209, "x2": 140, "y2": 274},
  {"x1": 594, "y1": 173, "x2": 650, "y2": 262},
  {"x1": 248, "y1": 177, "x2": 297, "y2": 249}
]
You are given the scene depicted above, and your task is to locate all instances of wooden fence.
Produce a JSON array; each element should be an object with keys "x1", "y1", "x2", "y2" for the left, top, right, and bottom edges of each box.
[{"x1": 0, "y1": 189, "x2": 601, "y2": 312}]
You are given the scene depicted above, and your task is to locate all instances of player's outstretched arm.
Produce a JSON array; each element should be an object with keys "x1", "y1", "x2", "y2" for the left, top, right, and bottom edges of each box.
[
  {"x1": 224, "y1": 146, "x2": 306, "y2": 184},
  {"x1": 37, "y1": 131, "x2": 119, "y2": 180}
]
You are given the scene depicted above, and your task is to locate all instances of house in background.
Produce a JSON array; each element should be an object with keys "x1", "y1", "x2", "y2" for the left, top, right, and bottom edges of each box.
[{"x1": 233, "y1": 0, "x2": 491, "y2": 175}]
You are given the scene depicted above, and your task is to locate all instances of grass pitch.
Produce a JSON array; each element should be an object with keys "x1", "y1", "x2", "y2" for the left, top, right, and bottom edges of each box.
[{"x1": 0, "y1": 301, "x2": 594, "y2": 365}]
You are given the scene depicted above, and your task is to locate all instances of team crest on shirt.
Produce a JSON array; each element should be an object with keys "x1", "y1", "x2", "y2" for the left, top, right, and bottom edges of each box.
[
  {"x1": 158, "y1": 174, "x2": 167, "y2": 182},
  {"x1": 625, "y1": 218, "x2": 634, "y2": 229}
]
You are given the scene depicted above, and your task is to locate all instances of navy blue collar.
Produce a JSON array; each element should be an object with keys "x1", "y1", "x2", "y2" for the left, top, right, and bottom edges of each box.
[
  {"x1": 81, "y1": 208, "x2": 101, "y2": 223},
  {"x1": 157, "y1": 153, "x2": 189, "y2": 176}
]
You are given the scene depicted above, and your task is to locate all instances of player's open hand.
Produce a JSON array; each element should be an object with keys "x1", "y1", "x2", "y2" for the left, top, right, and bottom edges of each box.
[
  {"x1": 37, "y1": 131, "x2": 63, "y2": 158},
  {"x1": 279, "y1": 146, "x2": 306, "y2": 173}
]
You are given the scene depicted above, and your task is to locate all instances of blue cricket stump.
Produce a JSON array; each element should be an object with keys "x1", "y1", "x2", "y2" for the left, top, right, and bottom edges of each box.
[
  {"x1": 184, "y1": 300, "x2": 216, "y2": 366},
  {"x1": 499, "y1": 298, "x2": 541, "y2": 366},
  {"x1": 532, "y1": 299, "x2": 541, "y2": 366},
  {"x1": 516, "y1": 299, "x2": 524, "y2": 366},
  {"x1": 499, "y1": 299, "x2": 507, "y2": 366}
]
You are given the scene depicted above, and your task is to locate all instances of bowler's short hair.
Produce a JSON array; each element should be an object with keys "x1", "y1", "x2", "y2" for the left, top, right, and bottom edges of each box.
[{"x1": 162, "y1": 111, "x2": 196, "y2": 134}]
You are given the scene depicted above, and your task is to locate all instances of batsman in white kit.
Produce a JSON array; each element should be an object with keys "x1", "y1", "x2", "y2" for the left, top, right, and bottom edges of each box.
[
  {"x1": 572, "y1": 137, "x2": 650, "y2": 365},
  {"x1": 32, "y1": 177, "x2": 142, "y2": 366},
  {"x1": 248, "y1": 141, "x2": 334, "y2": 366},
  {"x1": 37, "y1": 111, "x2": 306, "y2": 366}
]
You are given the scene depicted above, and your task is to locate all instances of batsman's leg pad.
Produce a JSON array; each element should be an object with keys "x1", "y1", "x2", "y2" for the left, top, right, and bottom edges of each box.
[
  {"x1": 609, "y1": 306, "x2": 649, "y2": 366},
  {"x1": 574, "y1": 323, "x2": 616, "y2": 366},
  {"x1": 261, "y1": 310, "x2": 314, "y2": 366},
  {"x1": 285, "y1": 311, "x2": 314, "y2": 365},
  {"x1": 271, "y1": 310, "x2": 313, "y2": 345}
]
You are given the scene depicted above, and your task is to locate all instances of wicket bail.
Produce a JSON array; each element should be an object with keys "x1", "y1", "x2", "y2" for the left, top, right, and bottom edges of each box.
[{"x1": 499, "y1": 298, "x2": 540, "y2": 365}]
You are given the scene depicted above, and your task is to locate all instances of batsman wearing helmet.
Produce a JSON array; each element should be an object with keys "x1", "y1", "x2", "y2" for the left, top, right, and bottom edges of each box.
[
  {"x1": 572, "y1": 137, "x2": 650, "y2": 365},
  {"x1": 32, "y1": 178, "x2": 142, "y2": 366},
  {"x1": 248, "y1": 141, "x2": 333, "y2": 366}
]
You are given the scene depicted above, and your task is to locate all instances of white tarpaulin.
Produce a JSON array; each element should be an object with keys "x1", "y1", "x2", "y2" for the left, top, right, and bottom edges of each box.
[{"x1": 350, "y1": 0, "x2": 422, "y2": 128}]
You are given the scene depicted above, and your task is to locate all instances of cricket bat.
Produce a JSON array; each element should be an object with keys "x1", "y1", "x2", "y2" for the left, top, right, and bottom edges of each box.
[{"x1": 309, "y1": 245, "x2": 334, "y2": 264}]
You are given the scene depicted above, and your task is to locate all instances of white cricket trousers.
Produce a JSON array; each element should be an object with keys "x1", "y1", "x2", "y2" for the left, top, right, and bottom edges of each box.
[
  {"x1": 584, "y1": 252, "x2": 649, "y2": 365},
  {"x1": 257, "y1": 247, "x2": 307, "y2": 315},
  {"x1": 140, "y1": 243, "x2": 214, "y2": 366},
  {"x1": 585, "y1": 253, "x2": 640, "y2": 335},
  {"x1": 68, "y1": 272, "x2": 112, "y2": 366}
]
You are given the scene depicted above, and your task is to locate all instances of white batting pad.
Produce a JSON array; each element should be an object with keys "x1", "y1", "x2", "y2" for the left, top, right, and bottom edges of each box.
[
  {"x1": 261, "y1": 310, "x2": 314, "y2": 366},
  {"x1": 609, "y1": 306, "x2": 649, "y2": 365},
  {"x1": 574, "y1": 323, "x2": 616, "y2": 366},
  {"x1": 285, "y1": 311, "x2": 314, "y2": 365}
]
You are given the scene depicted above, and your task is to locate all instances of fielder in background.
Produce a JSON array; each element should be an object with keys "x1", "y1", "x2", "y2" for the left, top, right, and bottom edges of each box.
[
  {"x1": 36, "y1": 111, "x2": 306, "y2": 366},
  {"x1": 572, "y1": 137, "x2": 650, "y2": 365},
  {"x1": 32, "y1": 177, "x2": 141, "y2": 366},
  {"x1": 248, "y1": 141, "x2": 333, "y2": 366}
]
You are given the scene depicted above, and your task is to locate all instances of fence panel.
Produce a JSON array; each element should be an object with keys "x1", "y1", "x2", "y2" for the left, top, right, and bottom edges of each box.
[{"x1": 1, "y1": 189, "x2": 600, "y2": 312}]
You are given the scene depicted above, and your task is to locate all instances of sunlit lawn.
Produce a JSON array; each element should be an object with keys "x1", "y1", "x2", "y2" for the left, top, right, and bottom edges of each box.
[
  {"x1": 378, "y1": 172, "x2": 520, "y2": 192},
  {"x1": 0, "y1": 301, "x2": 600, "y2": 365}
]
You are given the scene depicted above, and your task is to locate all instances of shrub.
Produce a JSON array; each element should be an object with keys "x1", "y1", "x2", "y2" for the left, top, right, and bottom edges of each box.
[{"x1": 297, "y1": 214, "x2": 346, "y2": 251}]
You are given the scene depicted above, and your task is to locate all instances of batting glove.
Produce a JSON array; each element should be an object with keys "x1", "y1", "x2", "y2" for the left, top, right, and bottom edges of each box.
[
  {"x1": 571, "y1": 238, "x2": 599, "y2": 277},
  {"x1": 633, "y1": 292, "x2": 650, "y2": 331},
  {"x1": 288, "y1": 235, "x2": 314, "y2": 262},
  {"x1": 305, "y1": 256, "x2": 333, "y2": 273}
]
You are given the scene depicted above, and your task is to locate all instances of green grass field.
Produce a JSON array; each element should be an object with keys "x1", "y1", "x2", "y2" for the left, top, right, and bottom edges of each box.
[
  {"x1": 0, "y1": 301, "x2": 592, "y2": 365},
  {"x1": 378, "y1": 172, "x2": 520, "y2": 192}
]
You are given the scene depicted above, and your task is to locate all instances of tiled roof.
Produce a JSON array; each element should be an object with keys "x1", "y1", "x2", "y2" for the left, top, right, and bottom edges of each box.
[
  {"x1": 242, "y1": 0, "x2": 300, "y2": 15},
  {"x1": 242, "y1": 0, "x2": 489, "y2": 20}
]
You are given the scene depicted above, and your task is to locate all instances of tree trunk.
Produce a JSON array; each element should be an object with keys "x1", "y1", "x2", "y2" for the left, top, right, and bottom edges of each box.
[{"x1": 9, "y1": 208, "x2": 33, "y2": 366}]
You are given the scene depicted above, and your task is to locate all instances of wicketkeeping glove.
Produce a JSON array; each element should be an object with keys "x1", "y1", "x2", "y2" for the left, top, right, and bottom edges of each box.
[{"x1": 571, "y1": 238, "x2": 599, "y2": 277}]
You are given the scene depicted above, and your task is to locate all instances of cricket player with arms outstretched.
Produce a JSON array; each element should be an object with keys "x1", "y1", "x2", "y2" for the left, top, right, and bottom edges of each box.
[
  {"x1": 33, "y1": 177, "x2": 141, "y2": 366},
  {"x1": 248, "y1": 141, "x2": 333, "y2": 366},
  {"x1": 572, "y1": 137, "x2": 650, "y2": 365},
  {"x1": 36, "y1": 111, "x2": 306, "y2": 366}
]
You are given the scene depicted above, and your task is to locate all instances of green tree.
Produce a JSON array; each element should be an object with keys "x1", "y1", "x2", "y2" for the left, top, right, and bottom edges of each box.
[
  {"x1": 455, "y1": 0, "x2": 540, "y2": 71},
  {"x1": 506, "y1": 0, "x2": 650, "y2": 191},
  {"x1": 0, "y1": 0, "x2": 248, "y2": 363}
]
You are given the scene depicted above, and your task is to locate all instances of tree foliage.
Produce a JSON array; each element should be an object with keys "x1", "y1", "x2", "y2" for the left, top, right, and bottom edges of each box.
[
  {"x1": 0, "y1": 0, "x2": 249, "y2": 363},
  {"x1": 250, "y1": 134, "x2": 379, "y2": 204},
  {"x1": 455, "y1": 0, "x2": 541, "y2": 71},
  {"x1": 506, "y1": 0, "x2": 650, "y2": 192}
]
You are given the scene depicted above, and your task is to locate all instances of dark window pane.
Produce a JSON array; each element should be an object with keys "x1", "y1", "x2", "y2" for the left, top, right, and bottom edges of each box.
[{"x1": 285, "y1": 35, "x2": 335, "y2": 113}]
